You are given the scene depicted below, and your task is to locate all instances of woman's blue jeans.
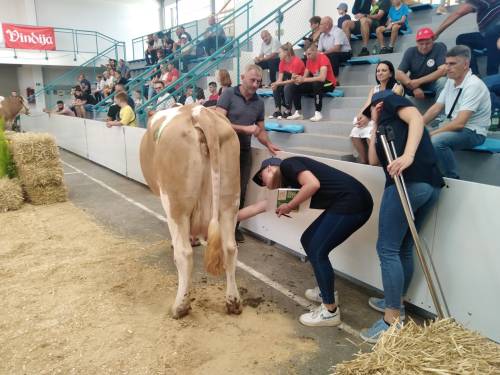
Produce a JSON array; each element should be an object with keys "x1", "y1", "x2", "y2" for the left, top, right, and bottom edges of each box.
[
  {"x1": 376, "y1": 182, "x2": 441, "y2": 309},
  {"x1": 301, "y1": 209, "x2": 372, "y2": 305}
]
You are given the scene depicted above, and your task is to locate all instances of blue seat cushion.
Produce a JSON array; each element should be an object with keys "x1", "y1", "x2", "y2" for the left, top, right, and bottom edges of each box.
[
  {"x1": 257, "y1": 88, "x2": 273, "y2": 97},
  {"x1": 346, "y1": 56, "x2": 381, "y2": 65},
  {"x1": 265, "y1": 122, "x2": 304, "y2": 133},
  {"x1": 326, "y1": 89, "x2": 344, "y2": 97},
  {"x1": 258, "y1": 88, "x2": 344, "y2": 98},
  {"x1": 470, "y1": 138, "x2": 500, "y2": 153}
]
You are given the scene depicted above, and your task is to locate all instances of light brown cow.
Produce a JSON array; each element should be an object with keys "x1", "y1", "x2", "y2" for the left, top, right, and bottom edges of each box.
[
  {"x1": 140, "y1": 104, "x2": 242, "y2": 318},
  {"x1": 0, "y1": 96, "x2": 30, "y2": 130}
]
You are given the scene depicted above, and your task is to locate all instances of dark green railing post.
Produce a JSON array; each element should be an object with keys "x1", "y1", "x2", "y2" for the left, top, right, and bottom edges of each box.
[
  {"x1": 312, "y1": 0, "x2": 316, "y2": 16},
  {"x1": 236, "y1": 39, "x2": 241, "y2": 86}
]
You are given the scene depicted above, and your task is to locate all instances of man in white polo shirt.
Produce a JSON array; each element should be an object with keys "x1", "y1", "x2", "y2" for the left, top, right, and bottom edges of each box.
[
  {"x1": 317, "y1": 16, "x2": 352, "y2": 80},
  {"x1": 254, "y1": 30, "x2": 281, "y2": 84},
  {"x1": 423, "y1": 45, "x2": 490, "y2": 179}
]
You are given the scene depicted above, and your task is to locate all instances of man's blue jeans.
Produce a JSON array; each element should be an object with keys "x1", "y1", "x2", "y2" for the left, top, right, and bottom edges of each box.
[
  {"x1": 432, "y1": 128, "x2": 486, "y2": 179},
  {"x1": 377, "y1": 182, "x2": 441, "y2": 309}
]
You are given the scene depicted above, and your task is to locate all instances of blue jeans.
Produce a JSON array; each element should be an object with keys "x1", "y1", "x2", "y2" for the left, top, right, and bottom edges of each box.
[
  {"x1": 377, "y1": 183, "x2": 441, "y2": 309},
  {"x1": 432, "y1": 128, "x2": 486, "y2": 178},
  {"x1": 301, "y1": 209, "x2": 372, "y2": 304}
]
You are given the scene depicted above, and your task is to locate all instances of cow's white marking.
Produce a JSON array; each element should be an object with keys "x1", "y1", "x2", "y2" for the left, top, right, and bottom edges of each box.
[{"x1": 62, "y1": 160, "x2": 362, "y2": 338}]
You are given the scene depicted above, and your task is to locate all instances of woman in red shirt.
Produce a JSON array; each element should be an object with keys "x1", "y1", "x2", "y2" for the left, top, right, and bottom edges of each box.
[
  {"x1": 164, "y1": 61, "x2": 180, "y2": 91},
  {"x1": 269, "y1": 43, "x2": 306, "y2": 119},
  {"x1": 286, "y1": 44, "x2": 337, "y2": 122}
]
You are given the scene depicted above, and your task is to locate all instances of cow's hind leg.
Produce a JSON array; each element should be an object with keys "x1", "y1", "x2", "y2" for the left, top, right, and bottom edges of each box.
[
  {"x1": 220, "y1": 205, "x2": 242, "y2": 315},
  {"x1": 160, "y1": 192, "x2": 193, "y2": 319}
]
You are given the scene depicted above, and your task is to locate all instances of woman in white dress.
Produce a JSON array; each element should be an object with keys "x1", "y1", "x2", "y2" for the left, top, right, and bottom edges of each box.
[{"x1": 350, "y1": 60, "x2": 403, "y2": 164}]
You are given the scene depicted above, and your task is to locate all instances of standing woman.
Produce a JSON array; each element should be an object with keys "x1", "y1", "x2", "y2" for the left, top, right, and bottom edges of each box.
[
  {"x1": 268, "y1": 43, "x2": 305, "y2": 119},
  {"x1": 361, "y1": 90, "x2": 444, "y2": 343},
  {"x1": 239, "y1": 156, "x2": 373, "y2": 326},
  {"x1": 217, "y1": 69, "x2": 232, "y2": 96},
  {"x1": 351, "y1": 60, "x2": 403, "y2": 164}
]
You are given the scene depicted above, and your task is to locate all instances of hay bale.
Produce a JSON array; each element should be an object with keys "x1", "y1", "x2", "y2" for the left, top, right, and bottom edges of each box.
[
  {"x1": 334, "y1": 319, "x2": 500, "y2": 374},
  {"x1": 17, "y1": 162, "x2": 64, "y2": 187},
  {"x1": 24, "y1": 184, "x2": 67, "y2": 205},
  {"x1": 0, "y1": 177, "x2": 23, "y2": 212},
  {"x1": 6, "y1": 132, "x2": 60, "y2": 166}
]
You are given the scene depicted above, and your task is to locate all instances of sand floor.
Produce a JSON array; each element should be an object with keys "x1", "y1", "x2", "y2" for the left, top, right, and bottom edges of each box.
[{"x1": 0, "y1": 203, "x2": 318, "y2": 374}]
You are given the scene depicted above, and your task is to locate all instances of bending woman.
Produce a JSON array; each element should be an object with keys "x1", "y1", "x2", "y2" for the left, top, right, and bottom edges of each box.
[
  {"x1": 360, "y1": 90, "x2": 444, "y2": 343},
  {"x1": 351, "y1": 60, "x2": 403, "y2": 164},
  {"x1": 239, "y1": 156, "x2": 373, "y2": 326}
]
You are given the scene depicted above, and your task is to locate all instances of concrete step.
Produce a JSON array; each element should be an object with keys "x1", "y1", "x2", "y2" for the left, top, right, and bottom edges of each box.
[
  {"x1": 265, "y1": 118, "x2": 354, "y2": 137},
  {"x1": 286, "y1": 146, "x2": 355, "y2": 161},
  {"x1": 263, "y1": 96, "x2": 365, "y2": 115},
  {"x1": 266, "y1": 132, "x2": 353, "y2": 153},
  {"x1": 336, "y1": 85, "x2": 372, "y2": 97}
]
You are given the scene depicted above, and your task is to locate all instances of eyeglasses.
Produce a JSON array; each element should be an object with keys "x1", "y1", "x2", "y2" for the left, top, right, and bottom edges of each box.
[{"x1": 154, "y1": 87, "x2": 163, "y2": 90}]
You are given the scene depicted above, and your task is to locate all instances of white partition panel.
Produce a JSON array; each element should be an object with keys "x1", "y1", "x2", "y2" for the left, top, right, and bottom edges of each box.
[
  {"x1": 84, "y1": 120, "x2": 127, "y2": 176},
  {"x1": 123, "y1": 127, "x2": 147, "y2": 184},
  {"x1": 18, "y1": 114, "x2": 500, "y2": 342}
]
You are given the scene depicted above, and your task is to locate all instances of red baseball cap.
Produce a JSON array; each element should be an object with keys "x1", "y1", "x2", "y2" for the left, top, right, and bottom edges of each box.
[{"x1": 416, "y1": 27, "x2": 434, "y2": 41}]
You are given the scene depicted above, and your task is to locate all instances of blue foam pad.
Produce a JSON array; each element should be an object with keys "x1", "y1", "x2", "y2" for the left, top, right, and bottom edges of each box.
[
  {"x1": 470, "y1": 138, "x2": 500, "y2": 153},
  {"x1": 347, "y1": 56, "x2": 381, "y2": 65},
  {"x1": 265, "y1": 122, "x2": 304, "y2": 133},
  {"x1": 325, "y1": 89, "x2": 344, "y2": 97},
  {"x1": 257, "y1": 88, "x2": 273, "y2": 97}
]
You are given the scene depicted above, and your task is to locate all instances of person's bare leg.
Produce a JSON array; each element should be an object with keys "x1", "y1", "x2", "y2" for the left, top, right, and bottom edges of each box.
[
  {"x1": 390, "y1": 24, "x2": 401, "y2": 48},
  {"x1": 361, "y1": 18, "x2": 373, "y2": 48},
  {"x1": 352, "y1": 137, "x2": 369, "y2": 164},
  {"x1": 376, "y1": 26, "x2": 386, "y2": 48}
]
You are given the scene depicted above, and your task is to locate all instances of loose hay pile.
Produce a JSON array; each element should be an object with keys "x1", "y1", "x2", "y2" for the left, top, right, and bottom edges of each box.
[
  {"x1": 0, "y1": 177, "x2": 23, "y2": 212},
  {"x1": 6, "y1": 132, "x2": 67, "y2": 205},
  {"x1": 334, "y1": 319, "x2": 500, "y2": 375}
]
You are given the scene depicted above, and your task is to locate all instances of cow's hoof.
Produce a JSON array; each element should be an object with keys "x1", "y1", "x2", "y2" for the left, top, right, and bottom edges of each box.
[
  {"x1": 226, "y1": 299, "x2": 242, "y2": 315},
  {"x1": 171, "y1": 304, "x2": 191, "y2": 319}
]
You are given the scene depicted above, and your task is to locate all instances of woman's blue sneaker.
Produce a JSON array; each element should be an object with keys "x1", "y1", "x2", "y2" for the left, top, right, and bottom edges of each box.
[
  {"x1": 360, "y1": 318, "x2": 401, "y2": 344},
  {"x1": 368, "y1": 297, "x2": 406, "y2": 320}
]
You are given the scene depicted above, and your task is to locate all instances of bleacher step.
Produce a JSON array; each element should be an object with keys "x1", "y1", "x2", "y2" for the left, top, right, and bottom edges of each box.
[
  {"x1": 286, "y1": 146, "x2": 355, "y2": 161},
  {"x1": 266, "y1": 132, "x2": 353, "y2": 153},
  {"x1": 265, "y1": 119, "x2": 354, "y2": 136}
]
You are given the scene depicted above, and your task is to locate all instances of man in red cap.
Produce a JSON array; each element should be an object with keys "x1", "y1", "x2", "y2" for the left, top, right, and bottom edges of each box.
[{"x1": 396, "y1": 27, "x2": 448, "y2": 100}]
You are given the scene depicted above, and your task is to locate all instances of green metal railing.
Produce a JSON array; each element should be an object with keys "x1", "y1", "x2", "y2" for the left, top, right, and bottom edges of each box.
[
  {"x1": 92, "y1": 0, "x2": 253, "y2": 114},
  {"x1": 135, "y1": 0, "x2": 313, "y2": 126},
  {"x1": 4, "y1": 25, "x2": 121, "y2": 62}
]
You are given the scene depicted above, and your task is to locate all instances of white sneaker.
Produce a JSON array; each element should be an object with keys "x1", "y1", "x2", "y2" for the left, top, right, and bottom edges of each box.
[
  {"x1": 304, "y1": 287, "x2": 339, "y2": 305},
  {"x1": 310, "y1": 111, "x2": 323, "y2": 122},
  {"x1": 299, "y1": 303, "x2": 341, "y2": 327},
  {"x1": 287, "y1": 111, "x2": 303, "y2": 120}
]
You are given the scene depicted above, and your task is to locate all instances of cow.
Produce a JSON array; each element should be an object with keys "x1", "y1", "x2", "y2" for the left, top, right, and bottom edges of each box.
[
  {"x1": 140, "y1": 104, "x2": 242, "y2": 319},
  {"x1": 0, "y1": 96, "x2": 30, "y2": 131}
]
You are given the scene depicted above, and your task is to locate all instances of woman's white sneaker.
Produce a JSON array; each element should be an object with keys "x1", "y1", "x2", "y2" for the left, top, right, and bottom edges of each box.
[
  {"x1": 310, "y1": 111, "x2": 323, "y2": 122},
  {"x1": 304, "y1": 287, "x2": 339, "y2": 305},
  {"x1": 299, "y1": 303, "x2": 341, "y2": 327},
  {"x1": 287, "y1": 111, "x2": 303, "y2": 120}
]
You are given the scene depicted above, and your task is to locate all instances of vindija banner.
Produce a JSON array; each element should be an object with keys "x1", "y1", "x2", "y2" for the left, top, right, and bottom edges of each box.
[{"x1": 2, "y1": 23, "x2": 56, "y2": 50}]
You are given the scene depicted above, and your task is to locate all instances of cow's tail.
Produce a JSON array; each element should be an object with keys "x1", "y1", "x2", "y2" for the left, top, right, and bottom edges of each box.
[{"x1": 193, "y1": 106, "x2": 224, "y2": 276}]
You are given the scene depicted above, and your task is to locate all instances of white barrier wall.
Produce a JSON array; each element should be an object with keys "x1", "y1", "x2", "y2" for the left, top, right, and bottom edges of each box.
[{"x1": 20, "y1": 113, "x2": 500, "y2": 343}]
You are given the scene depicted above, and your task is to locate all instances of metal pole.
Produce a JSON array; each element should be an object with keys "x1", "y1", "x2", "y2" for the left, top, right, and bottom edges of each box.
[{"x1": 378, "y1": 126, "x2": 449, "y2": 319}]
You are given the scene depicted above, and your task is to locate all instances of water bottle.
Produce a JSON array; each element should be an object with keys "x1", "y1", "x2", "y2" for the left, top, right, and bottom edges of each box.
[{"x1": 490, "y1": 108, "x2": 499, "y2": 131}]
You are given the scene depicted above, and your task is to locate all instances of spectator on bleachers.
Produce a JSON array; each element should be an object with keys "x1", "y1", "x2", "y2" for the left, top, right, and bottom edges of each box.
[
  {"x1": 175, "y1": 26, "x2": 192, "y2": 43},
  {"x1": 163, "y1": 62, "x2": 180, "y2": 92},
  {"x1": 107, "y1": 83, "x2": 135, "y2": 122},
  {"x1": 436, "y1": 0, "x2": 450, "y2": 15},
  {"x1": 337, "y1": 3, "x2": 351, "y2": 29},
  {"x1": 343, "y1": 0, "x2": 391, "y2": 56},
  {"x1": 201, "y1": 15, "x2": 227, "y2": 56},
  {"x1": 174, "y1": 34, "x2": 196, "y2": 73},
  {"x1": 156, "y1": 48, "x2": 166, "y2": 63},
  {"x1": 163, "y1": 31, "x2": 175, "y2": 56},
  {"x1": 217, "y1": 69, "x2": 232, "y2": 95},
  {"x1": 286, "y1": 44, "x2": 336, "y2": 122},
  {"x1": 254, "y1": 30, "x2": 281, "y2": 84},
  {"x1": 179, "y1": 85, "x2": 195, "y2": 105},
  {"x1": 433, "y1": 0, "x2": 499, "y2": 76},
  {"x1": 43, "y1": 100, "x2": 75, "y2": 117},
  {"x1": 133, "y1": 90, "x2": 143, "y2": 107},
  {"x1": 145, "y1": 40, "x2": 158, "y2": 66},
  {"x1": 108, "y1": 59, "x2": 117, "y2": 71},
  {"x1": 302, "y1": 16, "x2": 322, "y2": 51},
  {"x1": 118, "y1": 59, "x2": 130, "y2": 80},
  {"x1": 106, "y1": 92, "x2": 136, "y2": 128},
  {"x1": 146, "y1": 33, "x2": 154, "y2": 46},
  {"x1": 208, "y1": 81, "x2": 219, "y2": 101},
  {"x1": 77, "y1": 73, "x2": 91, "y2": 94},
  {"x1": 317, "y1": 16, "x2": 352, "y2": 79},
  {"x1": 195, "y1": 86, "x2": 205, "y2": 104},
  {"x1": 423, "y1": 46, "x2": 490, "y2": 179},
  {"x1": 351, "y1": 60, "x2": 403, "y2": 164},
  {"x1": 152, "y1": 32, "x2": 163, "y2": 51},
  {"x1": 148, "y1": 81, "x2": 176, "y2": 115},
  {"x1": 269, "y1": 43, "x2": 305, "y2": 119},
  {"x1": 396, "y1": 28, "x2": 447, "y2": 100},
  {"x1": 375, "y1": 0, "x2": 410, "y2": 54},
  {"x1": 114, "y1": 70, "x2": 128, "y2": 86},
  {"x1": 94, "y1": 74, "x2": 105, "y2": 102},
  {"x1": 72, "y1": 86, "x2": 88, "y2": 118}
]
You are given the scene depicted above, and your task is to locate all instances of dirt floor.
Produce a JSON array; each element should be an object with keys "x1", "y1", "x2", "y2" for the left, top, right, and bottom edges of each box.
[{"x1": 0, "y1": 203, "x2": 318, "y2": 374}]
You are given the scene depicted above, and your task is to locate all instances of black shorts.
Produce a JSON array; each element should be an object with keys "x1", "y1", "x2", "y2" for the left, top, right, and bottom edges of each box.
[{"x1": 351, "y1": 18, "x2": 380, "y2": 35}]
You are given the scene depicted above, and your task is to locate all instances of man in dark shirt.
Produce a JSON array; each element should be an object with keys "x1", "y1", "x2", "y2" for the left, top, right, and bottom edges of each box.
[
  {"x1": 396, "y1": 28, "x2": 448, "y2": 99},
  {"x1": 342, "y1": 0, "x2": 391, "y2": 56},
  {"x1": 145, "y1": 40, "x2": 158, "y2": 66},
  {"x1": 216, "y1": 64, "x2": 280, "y2": 242}
]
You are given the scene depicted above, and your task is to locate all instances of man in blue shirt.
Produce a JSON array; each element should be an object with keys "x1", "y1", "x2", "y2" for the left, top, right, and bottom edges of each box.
[{"x1": 201, "y1": 15, "x2": 227, "y2": 56}]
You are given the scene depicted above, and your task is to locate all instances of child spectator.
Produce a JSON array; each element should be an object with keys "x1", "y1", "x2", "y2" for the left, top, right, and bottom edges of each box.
[
  {"x1": 303, "y1": 16, "x2": 322, "y2": 50},
  {"x1": 133, "y1": 90, "x2": 143, "y2": 107},
  {"x1": 337, "y1": 3, "x2": 351, "y2": 28},
  {"x1": 375, "y1": 0, "x2": 410, "y2": 54},
  {"x1": 208, "y1": 81, "x2": 219, "y2": 101},
  {"x1": 106, "y1": 92, "x2": 136, "y2": 127}
]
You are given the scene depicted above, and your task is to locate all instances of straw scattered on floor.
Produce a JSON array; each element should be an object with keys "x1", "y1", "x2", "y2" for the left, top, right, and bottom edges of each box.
[
  {"x1": 334, "y1": 318, "x2": 500, "y2": 375},
  {"x1": 0, "y1": 177, "x2": 23, "y2": 212}
]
